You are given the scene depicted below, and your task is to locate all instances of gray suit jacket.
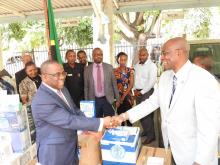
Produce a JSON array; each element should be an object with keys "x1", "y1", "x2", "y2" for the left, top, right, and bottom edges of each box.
[
  {"x1": 31, "y1": 83, "x2": 100, "y2": 165},
  {"x1": 84, "y1": 62, "x2": 119, "y2": 104}
]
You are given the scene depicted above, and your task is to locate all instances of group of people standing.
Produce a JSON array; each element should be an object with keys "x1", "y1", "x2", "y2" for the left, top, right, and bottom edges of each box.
[
  {"x1": 6, "y1": 37, "x2": 219, "y2": 165},
  {"x1": 63, "y1": 47, "x2": 158, "y2": 145}
]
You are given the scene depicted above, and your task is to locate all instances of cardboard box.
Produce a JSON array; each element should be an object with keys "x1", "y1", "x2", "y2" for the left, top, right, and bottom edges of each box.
[
  {"x1": 136, "y1": 146, "x2": 172, "y2": 165},
  {"x1": 101, "y1": 126, "x2": 140, "y2": 165},
  {"x1": 0, "y1": 109, "x2": 27, "y2": 132},
  {"x1": 78, "y1": 134, "x2": 102, "y2": 165},
  {"x1": 0, "y1": 134, "x2": 13, "y2": 161},
  {"x1": 0, "y1": 94, "x2": 20, "y2": 112},
  {"x1": 0, "y1": 154, "x2": 20, "y2": 165},
  {"x1": 80, "y1": 101, "x2": 95, "y2": 118},
  {"x1": 9, "y1": 128, "x2": 31, "y2": 153}
]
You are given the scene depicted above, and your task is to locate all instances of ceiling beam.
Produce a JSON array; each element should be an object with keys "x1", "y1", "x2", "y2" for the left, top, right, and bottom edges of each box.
[
  {"x1": 1, "y1": 0, "x2": 220, "y2": 23},
  {"x1": 0, "y1": 3, "x2": 26, "y2": 18}
]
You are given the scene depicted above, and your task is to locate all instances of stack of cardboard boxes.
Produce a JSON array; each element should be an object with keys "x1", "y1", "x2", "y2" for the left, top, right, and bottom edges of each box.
[{"x1": 0, "y1": 93, "x2": 37, "y2": 165}]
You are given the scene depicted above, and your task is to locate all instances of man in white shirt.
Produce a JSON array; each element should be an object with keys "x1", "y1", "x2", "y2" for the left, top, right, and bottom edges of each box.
[
  {"x1": 133, "y1": 48, "x2": 157, "y2": 144},
  {"x1": 116, "y1": 37, "x2": 220, "y2": 165}
]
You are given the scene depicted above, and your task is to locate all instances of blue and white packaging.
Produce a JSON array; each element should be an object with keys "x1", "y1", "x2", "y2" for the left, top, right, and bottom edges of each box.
[
  {"x1": 80, "y1": 100, "x2": 95, "y2": 118},
  {"x1": 2, "y1": 128, "x2": 31, "y2": 153},
  {"x1": 101, "y1": 126, "x2": 140, "y2": 165},
  {"x1": 0, "y1": 109, "x2": 27, "y2": 132}
]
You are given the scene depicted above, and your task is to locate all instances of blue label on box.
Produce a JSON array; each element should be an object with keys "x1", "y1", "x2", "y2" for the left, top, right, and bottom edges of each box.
[{"x1": 80, "y1": 100, "x2": 95, "y2": 118}]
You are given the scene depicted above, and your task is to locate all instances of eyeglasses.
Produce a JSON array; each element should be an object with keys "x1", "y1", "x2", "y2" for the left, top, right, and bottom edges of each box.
[
  {"x1": 161, "y1": 49, "x2": 182, "y2": 56},
  {"x1": 44, "y1": 71, "x2": 67, "y2": 78}
]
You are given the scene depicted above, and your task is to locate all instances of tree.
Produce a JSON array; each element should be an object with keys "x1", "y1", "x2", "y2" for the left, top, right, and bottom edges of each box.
[
  {"x1": 115, "y1": 11, "x2": 161, "y2": 43},
  {"x1": 115, "y1": 11, "x2": 161, "y2": 64},
  {"x1": 58, "y1": 17, "x2": 93, "y2": 47}
]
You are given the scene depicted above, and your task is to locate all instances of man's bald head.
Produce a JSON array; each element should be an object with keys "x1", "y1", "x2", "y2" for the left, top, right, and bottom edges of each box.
[
  {"x1": 138, "y1": 48, "x2": 149, "y2": 64},
  {"x1": 161, "y1": 37, "x2": 190, "y2": 72},
  {"x1": 22, "y1": 52, "x2": 33, "y2": 66},
  {"x1": 40, "y1": 60, "x2": 61, "y2": 74}
]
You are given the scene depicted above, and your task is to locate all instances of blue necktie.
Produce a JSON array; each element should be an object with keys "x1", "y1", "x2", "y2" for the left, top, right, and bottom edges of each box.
[{"x1": 169, "y1": 75, "x2": 177, "y2": 108}]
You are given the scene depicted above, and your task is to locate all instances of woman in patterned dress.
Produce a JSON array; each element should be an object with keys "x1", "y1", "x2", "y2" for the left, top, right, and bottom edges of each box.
[{"x1": 114, "y1": 52, "x2": 134, "y2": 126}]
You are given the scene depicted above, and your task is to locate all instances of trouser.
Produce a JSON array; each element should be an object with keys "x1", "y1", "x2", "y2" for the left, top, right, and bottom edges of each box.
[
  {"x1": 136, "y1": 88, "x2": 155, "y2": 139},
  {"x1": 95, "y1": 96, "x2": 115, "y2": 117},
  {"x1": 117, "y1": 99, "x2": 132, "y2": 126}
]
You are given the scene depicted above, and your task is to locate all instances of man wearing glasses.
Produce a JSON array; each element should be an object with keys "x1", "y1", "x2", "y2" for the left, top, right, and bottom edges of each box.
[
  {"x1": 114, "y1": 37, "x2": 220, "y2": 165},
  {"x1": 31, "y1": 60, "x2": 115, "y2": 165}
]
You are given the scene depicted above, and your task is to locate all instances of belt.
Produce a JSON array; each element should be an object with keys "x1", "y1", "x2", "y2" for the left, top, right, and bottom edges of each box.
[{"x1": 95, "y1": 96, "x2": 106, "y2": 99}]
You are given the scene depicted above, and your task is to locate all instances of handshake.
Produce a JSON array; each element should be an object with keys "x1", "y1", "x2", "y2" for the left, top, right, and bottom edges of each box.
[{"x1": 103, "y1": 113, "x2": 128, "y2": 129}]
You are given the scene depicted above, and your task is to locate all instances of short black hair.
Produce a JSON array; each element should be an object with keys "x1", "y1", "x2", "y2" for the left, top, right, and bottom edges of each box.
[
  {"x1": 25, "y1": 61, "x2": 36, "y2": 70},
  {"x1": 77, "y1": 50, "x2": 86, "y2": 57},
  {"x1": 116, "y1": 52, "x2": 128, "y2": 64},
  {"x1": 65, "y1": 49, "x2": 75, "y2": 59}
]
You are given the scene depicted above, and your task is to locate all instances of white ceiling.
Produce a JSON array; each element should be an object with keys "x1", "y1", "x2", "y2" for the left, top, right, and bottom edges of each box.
[{"x1": 0, "y1": 0, "x2": 219, "y2": 23}]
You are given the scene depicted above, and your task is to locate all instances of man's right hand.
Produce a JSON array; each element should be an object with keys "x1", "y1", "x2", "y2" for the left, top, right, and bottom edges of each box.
[{"x1": 134, "y1": 90, "x2": 141, "y2": 97}]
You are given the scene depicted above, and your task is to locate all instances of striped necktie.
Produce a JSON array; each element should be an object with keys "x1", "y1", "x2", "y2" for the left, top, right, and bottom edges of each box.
[
  {"x1": 169, "y1": 75, "x2": 177, "y2": 108},
  {"x1": 97, "y1": 64, "x2": 102, "y2": 93},
  {"x1": 57, "y1": 90, "x2": 70, "y2": 107}
]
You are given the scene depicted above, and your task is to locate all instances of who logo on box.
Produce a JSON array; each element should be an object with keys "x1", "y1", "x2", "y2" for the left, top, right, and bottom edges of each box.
[{"x1": 80, "y1": 101, "x2": 96, "y2": 118}]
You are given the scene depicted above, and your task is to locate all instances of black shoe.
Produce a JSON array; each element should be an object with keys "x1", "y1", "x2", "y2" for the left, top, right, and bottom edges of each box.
[
  {"x1": 141, "y1": 132, "x2": 147, "y2": 137},
  {"x1": 142, "y1": 137, "x2": 156, "y2": 144}
]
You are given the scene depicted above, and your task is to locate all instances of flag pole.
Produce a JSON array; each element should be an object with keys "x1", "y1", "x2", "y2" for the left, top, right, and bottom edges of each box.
[{"x1": 42, "y1": 0, "x2": 52, "y2": 60}]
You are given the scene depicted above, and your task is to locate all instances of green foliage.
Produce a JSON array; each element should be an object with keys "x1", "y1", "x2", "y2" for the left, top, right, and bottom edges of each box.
[
  {"x1": 185, "y1": 8, "x2": 211, "y2": 39},
  {"x1": 59, "y1": 17, "x2": 93, "y2": 47},
  {"x1": 143, "y1": 10, "x2": 160, "y2": 20},
  {"x1": 8, "y1": 23, "x2": 26, "y2": 41}
]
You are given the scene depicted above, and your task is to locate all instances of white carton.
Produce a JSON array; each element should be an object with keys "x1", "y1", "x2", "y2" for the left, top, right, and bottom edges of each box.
[
  {"x1": 80, "y1": 100, "x2": 95, "y2": 117},
  {"x1": 0, "y1": 109, "x2": 27, "y2": 132},
  {"x1": 2, "y1": 128, "x2": 31, "y2": 153},
  {"x1": 101, "y1": 126, "x2": 140, "y2": 165}
]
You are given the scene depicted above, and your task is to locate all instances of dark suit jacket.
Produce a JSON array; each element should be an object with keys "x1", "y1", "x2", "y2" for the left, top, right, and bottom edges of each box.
[
  {"x1": 84, "y1": 62, "x2": 119, "y2": 104},
  {"x1": 63, "y1": 63, "x2": 84, "y2": 108},
  {"x1": 15, "y1": 67, "x2": 40, "y2": 94},
  {"x1": 31, "y1": 83, "x2": 100, "y2": 165}
]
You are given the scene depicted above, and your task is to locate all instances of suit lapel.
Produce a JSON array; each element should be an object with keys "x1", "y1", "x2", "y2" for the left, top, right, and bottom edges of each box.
[
  {"x1": 61, "y1": 88, "x2": 74, "y2": 109},
  {"x1": 90, "y1": 64, "x2": 95, "y2": 89},
  {"x1": 103, "y1": 63, "x2": 107, "y2": 87},
  {"x1": 41, "y1": 84, "x2": 72, "y2": 112},
  {"x1": 169, "y1": 65, "x2": 192, "y2": 111}
]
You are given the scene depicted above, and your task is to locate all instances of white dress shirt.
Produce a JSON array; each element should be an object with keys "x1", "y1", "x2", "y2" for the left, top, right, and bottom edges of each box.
[{"x1": 134, "y1": 59, "x2": 157, "y2": 94}]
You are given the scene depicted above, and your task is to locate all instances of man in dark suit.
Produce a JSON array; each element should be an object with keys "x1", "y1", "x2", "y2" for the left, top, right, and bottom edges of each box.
[
  {"x1": 84, "y1": 48, "x2": 120, "y2": 117},
  {"x1": 63, "y1": 49, "x2": 84, "y2": 108},
  {"x1": 31, "y1": 60, "x2": 113, "y2": 165},
  {"x1": 15, "y1": 52, "x2": 40, "y2": 94},
  {"x1": 77, "y1": 50, "x2": 92, "y2": 67}
]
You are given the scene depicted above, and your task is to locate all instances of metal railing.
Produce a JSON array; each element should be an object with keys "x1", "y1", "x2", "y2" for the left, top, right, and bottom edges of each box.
[{"x1": 4, "y1": 41, "x2": 163, "y2": 77}]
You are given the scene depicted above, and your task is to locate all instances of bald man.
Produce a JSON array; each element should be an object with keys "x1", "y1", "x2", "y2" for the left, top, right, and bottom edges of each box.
[
  {"x1": 115, "y1": 37, "x2": 220, "y2": 165},
  {"x1": 31, "y1": 60, "x2": 114, "y2": 165}
]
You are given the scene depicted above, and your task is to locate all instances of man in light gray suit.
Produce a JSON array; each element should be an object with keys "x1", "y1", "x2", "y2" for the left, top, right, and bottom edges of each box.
[
  {"x1": 84, "y1": 48, "x2": 120, "y2": 117},
  {"x1": 31, "y1": 60, "x2": 113, "y2": 165}
]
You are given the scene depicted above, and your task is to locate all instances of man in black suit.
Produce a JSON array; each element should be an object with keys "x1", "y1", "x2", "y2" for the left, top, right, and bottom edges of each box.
[
  {"x1": 77, "y1": 50, "x2": 92, "y2": 67},
  {"x1": 15, "y1": 52, "x2": 40, "y2": 94},
  {"x1": 64, "y1": 49, "x2": 84, "y2": 108}
]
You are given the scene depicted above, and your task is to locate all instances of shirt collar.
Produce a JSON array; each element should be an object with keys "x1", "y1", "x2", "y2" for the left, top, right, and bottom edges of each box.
[
  {"x1": 139, "y1": 59, "x2": 149, "y2": 65},
  {"x1": 42, "y1": 82, "x2": 59, "y2": 94},
  {"x1": 94, "y1": 62, "x2": 102, "y2": 67},
  {"x1": 173, "y1": 60, "x2": 192, "y2": 82}
]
